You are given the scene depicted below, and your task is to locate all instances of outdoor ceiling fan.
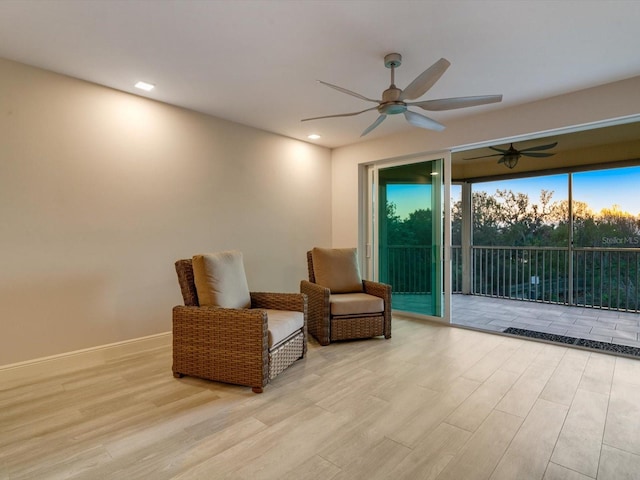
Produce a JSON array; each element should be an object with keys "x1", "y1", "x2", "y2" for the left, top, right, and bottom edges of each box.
[
  {"x1": 302, "y1": 53, "x2": 503, "y2": 137},
  {"x1": 464, "y1": 141, "x2": 558, "y2": 169}
]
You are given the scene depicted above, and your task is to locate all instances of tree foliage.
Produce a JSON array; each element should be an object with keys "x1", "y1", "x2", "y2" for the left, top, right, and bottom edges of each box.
[
  {"x1": 384, "y1": 202, "x2": 433, "y2": 246},
  {"x1": 386, "y1": 188, "x2": 640, "y2": 309},
  {"x1": 387, "y1": 188, "x2": 640, "y2": 248},
  {"x1": 464, "y1": 190, "x2": 640, "y2": 248}
]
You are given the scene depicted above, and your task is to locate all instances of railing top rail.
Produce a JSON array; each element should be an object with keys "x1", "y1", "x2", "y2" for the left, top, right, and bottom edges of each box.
[
  {"x1": 424, "y1": 245, "x2": 640, "y2": 254},
  {"x1": 469, "y1": 245, "x2": 567, "y2": 251},
  {"x1": 573, "y1": 247, "x2": 640, "y2": 253},
  {"x1": 465, "y1": 245, "x2": 640, "y2": 253},
  {"x1": 387, "y1": 245, "x2": 435, "y2": 249}
]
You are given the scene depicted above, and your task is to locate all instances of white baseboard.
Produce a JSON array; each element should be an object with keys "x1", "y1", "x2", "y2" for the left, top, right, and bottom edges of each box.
[{"x1": 0, "y1": 332, "x2": 171, "y2": 389}]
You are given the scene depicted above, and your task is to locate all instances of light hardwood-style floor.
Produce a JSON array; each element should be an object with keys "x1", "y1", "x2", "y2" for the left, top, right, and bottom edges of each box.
[{"x1": 2, "y1": 316, "x2": 640, "y2": 479}]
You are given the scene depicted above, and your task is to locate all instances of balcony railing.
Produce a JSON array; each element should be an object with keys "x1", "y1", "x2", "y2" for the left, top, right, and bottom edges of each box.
[
  {"x1": 385, "y1": 245, "x2": 435, "y2": 294},
  {"x1": 470, "y1": 246, "x2": 569, "y2": 302},
  {"x1": 386, "y1": 245, "x2": 640, "y2": 313}
]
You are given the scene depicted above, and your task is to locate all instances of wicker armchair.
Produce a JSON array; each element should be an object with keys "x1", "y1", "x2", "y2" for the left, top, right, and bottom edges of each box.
[
  {"x1": 172, "y1": 255, "x2": 307, "y2": 393},
  {"x1": 300, "y1": 248, "x2": 391, "y2": 346}
]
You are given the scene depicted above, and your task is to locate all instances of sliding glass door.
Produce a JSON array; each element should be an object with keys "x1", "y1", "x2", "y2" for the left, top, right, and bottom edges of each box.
[{"x1": 367, "y1": 154, "x2": 451, "y2": 321}]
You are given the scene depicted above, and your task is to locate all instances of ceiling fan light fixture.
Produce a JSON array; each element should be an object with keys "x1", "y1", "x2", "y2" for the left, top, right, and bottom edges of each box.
[
  {"x1": 378, "y1": 102, "x2": 407, "y2": 115},
  {"x1": 503, "y1": 154, "x2": 520, "y2": 169}
]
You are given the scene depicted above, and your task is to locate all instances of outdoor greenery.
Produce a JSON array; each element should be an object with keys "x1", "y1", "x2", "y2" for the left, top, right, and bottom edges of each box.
[
  {"x1": 382, "y1": 202, "x2": 435, "y2": 293},
  {"x1": 385, "y1": 187, "x2": 640, "y2": 311},
  {"x1": 459, "y1": 189, "x2": 640, "y2": 248}
]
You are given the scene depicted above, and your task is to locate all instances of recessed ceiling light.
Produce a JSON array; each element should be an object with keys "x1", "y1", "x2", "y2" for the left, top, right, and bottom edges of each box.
[
  {"x1": 307, "y1": 134, "x2": 321, "y2": 140},
  {"x1": 134, "y1": 81, "x2": 155, "y2": 92}
]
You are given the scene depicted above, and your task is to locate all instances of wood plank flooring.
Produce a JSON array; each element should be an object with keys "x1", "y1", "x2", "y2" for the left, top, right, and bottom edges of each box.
[{"x1": 2, "y1": 316, "x2": 640, "y2": 479}]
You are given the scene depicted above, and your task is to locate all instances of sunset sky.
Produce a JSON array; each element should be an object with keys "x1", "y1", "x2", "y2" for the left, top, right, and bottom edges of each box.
[
  {"x1": 476, "y1": 166, "x2": 640, "y2": 216},
  {"x1": 387, "y1": 165, "x2": 640, "y2": 219}
]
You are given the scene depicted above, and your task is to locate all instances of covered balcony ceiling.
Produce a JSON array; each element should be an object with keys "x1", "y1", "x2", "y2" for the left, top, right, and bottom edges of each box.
[{"x1": 452, "y1": 120, "x2": 640, "y2": 182}]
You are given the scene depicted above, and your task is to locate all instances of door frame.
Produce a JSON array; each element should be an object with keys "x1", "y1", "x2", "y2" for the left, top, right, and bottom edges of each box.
[{"x1": 362, "y1": 150, "x2": 452, "y2": 324}]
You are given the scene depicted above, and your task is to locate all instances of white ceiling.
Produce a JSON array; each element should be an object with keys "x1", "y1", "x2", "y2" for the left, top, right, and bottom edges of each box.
[{"x1": 1, "y1": 0, "x2": 640, "y2": 149}]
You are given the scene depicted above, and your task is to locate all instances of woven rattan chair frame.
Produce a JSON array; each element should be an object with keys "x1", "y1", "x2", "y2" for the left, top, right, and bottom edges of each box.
[
  {"x1": 173, "y1": 259, "x2": 307, "y2": 393},
  {"x1": 300, "y1": 250, "x2": 391, "y2": 346}
]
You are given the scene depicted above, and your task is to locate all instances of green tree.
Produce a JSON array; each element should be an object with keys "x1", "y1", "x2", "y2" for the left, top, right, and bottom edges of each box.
[
  {"x1": 468, "y1": 189, "x2": 557, "y2": 246},
  {"x1": 392, "y1": 185, "x2": 640, "y2": 307}
]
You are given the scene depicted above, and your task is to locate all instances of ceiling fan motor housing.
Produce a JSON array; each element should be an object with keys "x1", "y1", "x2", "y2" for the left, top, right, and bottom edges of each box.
[{"x1": 380, "y1": 86, "x2": 407, "y2": 115}]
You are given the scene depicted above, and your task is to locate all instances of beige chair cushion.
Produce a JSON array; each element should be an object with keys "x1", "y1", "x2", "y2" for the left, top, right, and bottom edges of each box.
[
  {"x1": 192, "y1": 251, "x2": 251, "y2": 309},
  {"x1": 265, "y1": 309, "x2": 304, "y2": 348},
  {"x1": 311, "y1": 247, "x2": 364, "y2": 293},
  {"x1": 330, "y1": 292, "x2": 384, "y2": 316}
]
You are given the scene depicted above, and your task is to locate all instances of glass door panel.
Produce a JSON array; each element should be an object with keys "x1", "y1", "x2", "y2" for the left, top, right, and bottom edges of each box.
[{"x1": 377, "y1": 159, "x2": 445, "y2": 318}]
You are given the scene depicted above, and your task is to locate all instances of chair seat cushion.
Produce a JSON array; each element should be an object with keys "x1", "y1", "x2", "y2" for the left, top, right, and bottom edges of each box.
[
  {"x1": 330, "y1": 293, "x2": 384, "y2": 316},
  {"x1": 265, "y1": 309, "x2": 304, "y2": 348}
]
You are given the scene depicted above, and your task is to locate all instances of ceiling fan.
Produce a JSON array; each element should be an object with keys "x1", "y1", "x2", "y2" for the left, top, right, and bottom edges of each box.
[
  {"x1": 464, "y1": 141, "x2": 558, "y2": 169},
  {"x1": 302, "y1": 53, "x2": 502, "y2": 137}
]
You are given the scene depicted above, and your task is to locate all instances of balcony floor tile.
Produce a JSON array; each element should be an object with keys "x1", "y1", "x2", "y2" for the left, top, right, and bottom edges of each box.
[{"x1": 444, "y1": 295, "x2": 640, "y2": 356}]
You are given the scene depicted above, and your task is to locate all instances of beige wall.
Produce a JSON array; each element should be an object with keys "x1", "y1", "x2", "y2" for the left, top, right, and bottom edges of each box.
[
  {"x1": 331, "y1": 76, "x2": 640, "y2": 247},
  {"x1": 0, "y1": 58, "x2": 332, "y2": 365}
]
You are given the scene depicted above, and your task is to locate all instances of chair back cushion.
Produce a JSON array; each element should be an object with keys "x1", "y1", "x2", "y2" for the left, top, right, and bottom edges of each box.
[
  {"x1": 192, "y1": 251, "x2": 251, "y2": 309},
  {"x1": 311, "y1": 247, "x2": 364, "y2": 293}
]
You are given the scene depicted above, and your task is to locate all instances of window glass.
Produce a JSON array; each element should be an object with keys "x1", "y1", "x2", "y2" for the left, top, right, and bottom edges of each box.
[
  {"x1": 572, "y1": 166, "x2": 640, "y2": 248},
  {"x1": 472, "y1": 175, "x2": 568, "y2": 247}
]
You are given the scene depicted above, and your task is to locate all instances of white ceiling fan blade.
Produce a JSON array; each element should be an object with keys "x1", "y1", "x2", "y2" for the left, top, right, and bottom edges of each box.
[
  {"x1": 399, "y1": 58, "x2": 451, "y2": 101},
  {"x1": 318, "y1": 80, "x2": 380, "y2": 103},
  {"x1": 409, "y1": 95, "x2": 503, "y2": 111},
  {"x1": 361, "y1": 115, "x2": 387, "y2": 137},
  {"x1": 404, "y1": 110, "x2": 445, "y2": 131},
  {"x1": 301, "y1": 106, "x2": 378, "y2": 122}
]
